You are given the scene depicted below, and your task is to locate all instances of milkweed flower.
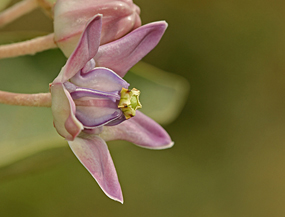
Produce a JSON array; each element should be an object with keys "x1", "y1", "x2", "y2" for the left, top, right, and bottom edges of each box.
[
  {"x1": 53, "y1": 0, "x2": 141, "y2": 57},
  {"x1": 51, "y1": 14, "x2": 173, "y2": 203}
]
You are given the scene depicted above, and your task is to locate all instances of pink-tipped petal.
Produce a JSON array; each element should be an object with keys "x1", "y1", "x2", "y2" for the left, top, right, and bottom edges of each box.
[
  {"x1": 68, "y1": 135, "x2": 123, "y2": 203},
  {"x1": 101, "y1": 111, "x2": 173, "y2": 149},
  {"x1": 63, "y1": 15, "x2": 103, "y2": 81},
  {"x1": 51, "y1": 83, "x2": 83, "y2": 141},
  {"x1": 94, "y1": 21, "x2": 168, "y2": 77}
]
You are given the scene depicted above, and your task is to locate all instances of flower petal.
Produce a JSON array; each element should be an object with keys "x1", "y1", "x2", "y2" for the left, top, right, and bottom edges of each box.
[
  {"x1": 70, "y1": 87, "x2": 120, "y2": 102},
  {"x1": 68, "y1": 134, "x2": 123, "y2": 203},
  {"x1": 69, "y1": 86, "x2": 125, "y2": 128},
  {"x1": 51, "y1": 83, "x2": 83, "y2": 141},
  {"x1": 94, "y1": 21, "x2": 168, "y2": 77},
  {"x1": 70, "y1": 67, "x2": 129, "y2": 92},
  {"x1": 60, "y1": 14, "x2": 103, "y2": 82},
  {"x1": 101, "y1": 111, "x2": 173, "y2": 149},
  {"x1": 76, "y1": 102, "x2": 124, "y2": 128}
]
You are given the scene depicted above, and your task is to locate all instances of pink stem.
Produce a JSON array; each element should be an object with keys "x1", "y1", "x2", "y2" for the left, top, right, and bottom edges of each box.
[
  {"x1": 0, "y1": 33, "x2": 57, "y2": 59},
  {"x1": 0, "y1": 91, "x2": 51, "y2": 107},
  {"x1": 0, "y1": 0, "x2": 39, "y2": 28}
]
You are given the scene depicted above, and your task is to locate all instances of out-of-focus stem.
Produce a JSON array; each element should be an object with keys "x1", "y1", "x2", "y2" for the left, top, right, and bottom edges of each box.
[
  {"x1": 0, "y1": 33, "x2": 57, "y2": 59},
  {"x1": 0, "y1": 0, "x2": 39, "y2": 28},
  {"x1": 0, "y1": 91, "x2": 51, "y2": 107}
]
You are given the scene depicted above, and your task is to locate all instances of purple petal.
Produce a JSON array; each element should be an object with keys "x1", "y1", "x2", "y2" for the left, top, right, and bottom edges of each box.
[
  {"x1": 83, "y1": 126, "x2": 103, "y2": 135},
  {"x1": 51, "y1": 83, "x2": 83, "y2": 140},
  {"x1": 70, "y1": 87, "x2": 120, "y2": 102},
  {"x1": 105, "y1": 113, "x2": 126, "y2": 126},
  {"x1": 70, "y1": 88, "x2": 123, "y2": 128},
  {"x1": 70, "y1": 67, "x2": 129, "y2": 92},
  {"x1": 60, "y1": 14, "x2": 102, "y2": 82},
  {"x1": 94, "y1": 21, "x2": 168, "y2": 77},
  {"x1": 75, "y1": 103, "x2": 124, "y2": 128},
  {"x1": 82, "y1": 59, "x2": 96, "y2": 74},
  {"x1": 68, "y1": 134, "x2": 123, "y2": 203},
  {"x1": 101, "y1": 111, "x2": 173, "y2": 149}
]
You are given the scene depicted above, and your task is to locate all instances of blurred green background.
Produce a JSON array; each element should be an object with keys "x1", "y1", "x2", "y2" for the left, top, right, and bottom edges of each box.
[{"x1": 1, "y1": 0, "x2": 285, "y2": 216}]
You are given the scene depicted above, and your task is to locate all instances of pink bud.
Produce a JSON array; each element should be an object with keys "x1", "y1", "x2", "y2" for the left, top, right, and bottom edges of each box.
[{"x1": 53, "y1": 0, "x2": 141, "y2": 57}]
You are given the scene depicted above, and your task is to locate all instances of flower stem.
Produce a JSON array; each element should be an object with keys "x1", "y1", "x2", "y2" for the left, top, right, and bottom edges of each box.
[
  {"x1": 0, "y1": 33, "x2": 57, "y2": 59},
  {"x1": 0, "y1": 0, "x2": 39, "y2": 28},
  {"x1": 0, "y1": 91, "x2": 51, "y2": 107}
]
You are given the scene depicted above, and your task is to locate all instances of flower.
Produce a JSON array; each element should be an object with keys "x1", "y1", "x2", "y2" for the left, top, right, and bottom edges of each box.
[
  {"x1": 51, "y1": 14, "x2": 173, "y2": 203},
  {"x1": 54, "y1": 0, "x2": 141, "y2": 57}
]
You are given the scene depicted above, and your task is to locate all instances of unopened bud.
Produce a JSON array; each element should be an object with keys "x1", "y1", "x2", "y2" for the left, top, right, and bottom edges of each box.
[{"x1": 53, "y1": 0, "x2": 142, "y2": 57}]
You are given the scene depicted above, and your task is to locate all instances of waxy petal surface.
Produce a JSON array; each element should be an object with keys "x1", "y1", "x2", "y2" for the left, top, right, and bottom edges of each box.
[
  {"x1": 101, "y1": 111, "x2": 173, "y2": 149},
  {"x1": 51, "y1": 83, "x2": 83, "y2": 141},
  {"x1": 70, "y1": 88, "x2": 120, "y2": 102},
  {"x1": 71, "y1": 67, "x2": 129, "y2": 92},
  {"x1": 56, "y1": 15, "x2": 102, "y2": 83},
  {"x1": 75, "y1": 99, "x2": 123, "y2": 128},
  {"x1": 68, "y1": 134, "x2": 123, "y2": 203},
  {"x1": 94, "y1": 21, "x2": 168, "y2": 77}
]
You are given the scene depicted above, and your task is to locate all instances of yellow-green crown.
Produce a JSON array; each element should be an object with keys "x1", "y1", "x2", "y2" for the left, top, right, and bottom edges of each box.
[{"x1": 118, "y1": 88, "x2": 142, "y2": 119}]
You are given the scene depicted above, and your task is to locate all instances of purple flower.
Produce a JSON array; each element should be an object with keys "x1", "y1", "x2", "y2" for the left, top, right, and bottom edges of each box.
[{"x1": 50, "y1": 14, "x2": 173, "y2": 203}]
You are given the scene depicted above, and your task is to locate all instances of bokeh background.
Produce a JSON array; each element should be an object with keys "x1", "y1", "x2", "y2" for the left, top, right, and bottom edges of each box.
[{"x1": 1, "y1": 0, "x2": 285, "y2": 216}]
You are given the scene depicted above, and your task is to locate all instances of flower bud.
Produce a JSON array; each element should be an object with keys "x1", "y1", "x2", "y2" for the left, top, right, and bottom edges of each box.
[{"x1": 53, "y1": 0, "x2": 141, "y2": 57}]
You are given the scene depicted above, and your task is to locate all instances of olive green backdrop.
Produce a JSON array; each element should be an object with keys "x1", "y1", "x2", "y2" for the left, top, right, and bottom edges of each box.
[{"x1": 1, "y1": 0, "x2": 285, "y2": 216}]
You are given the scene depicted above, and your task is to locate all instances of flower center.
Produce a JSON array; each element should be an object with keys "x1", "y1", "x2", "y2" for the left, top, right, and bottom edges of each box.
[{"x1": 118, "y1": 88, "x2": 142, "y2": 119}]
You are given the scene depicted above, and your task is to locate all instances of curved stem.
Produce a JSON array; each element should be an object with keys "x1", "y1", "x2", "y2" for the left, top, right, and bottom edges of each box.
[
  {"x1": 0, "y1": 0, "x2": 38, "y2": 28},
  {"x1": 0, "y1": 91, "x2": 51, "y2": 107},
  {"x1": 0, "y1": 33, "x2": 57, "y2": 59}
]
